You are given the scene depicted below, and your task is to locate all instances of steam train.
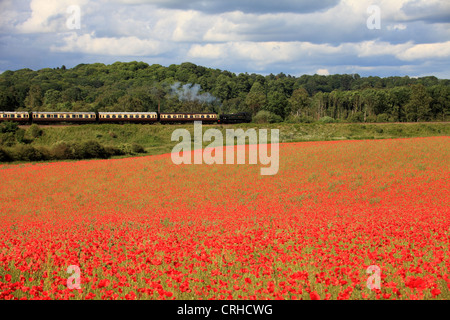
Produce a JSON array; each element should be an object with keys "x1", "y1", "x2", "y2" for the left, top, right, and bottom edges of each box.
[{"x1": 0, "y1": 111, "x2": 252, "y2": 125}]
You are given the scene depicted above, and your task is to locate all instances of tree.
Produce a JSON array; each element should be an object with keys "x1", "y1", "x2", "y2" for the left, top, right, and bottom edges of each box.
[
  {"x1": 405, "y1": 84, "x2": 432, "y2": 122},
  {"x1": 24, "y1": 85, "x2": 43, "y2": 110},
  {"x1": 116, "y1": 95, "x2": 145, "y2": 112},
  {"x1": 288, "y1": 88, "x2": 309, "y2": 117},
  {"x1": 267, "y1": 91, "x2": 288, "y2": 119},
  {"x1": 245, "y1": 82, "x2": 266, "y2": 115},
  {"x1": 388, "y1": 86, "x2": 411, "y2": 122},
  {"x1": 150, "y1": 85, "x2": 166, "y2": 113},
  {"x1": 213, "y1": 74, "x2": 232, "y2": 102},
  {"x1": 44, "y1": 89, "x2": 62, "y2": 108}
]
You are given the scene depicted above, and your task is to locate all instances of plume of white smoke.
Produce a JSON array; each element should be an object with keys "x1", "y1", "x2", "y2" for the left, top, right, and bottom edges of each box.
[{"x1": 170, "y1": 82, "x2": 220, "y2": 106}]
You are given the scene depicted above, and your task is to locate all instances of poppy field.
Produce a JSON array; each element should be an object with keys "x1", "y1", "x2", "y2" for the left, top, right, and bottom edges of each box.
[{"x1": 0, "y1": 136, "x2": 449, "y2": 300}]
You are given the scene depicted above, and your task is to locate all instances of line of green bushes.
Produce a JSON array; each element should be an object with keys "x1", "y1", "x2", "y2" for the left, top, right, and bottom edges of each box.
[
  {"x1": 0, "y1": 140, "x2": 146, "y2": 163},
  {"x1": 0, "y1": 121, "x2": 146, "y2": 162}
]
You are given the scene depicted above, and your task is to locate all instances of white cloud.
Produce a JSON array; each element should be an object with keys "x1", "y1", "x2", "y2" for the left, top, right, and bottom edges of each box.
[
  {"x1": 188, "y1": 41, "x2": 343, "y2": 65},
  {"x1": 354, "y1": 41, "x2": 413, "y2": 57},
  {"x1": 316, "y1": 69, "x2": 330, "y2": 76},
  {"x1": 397, "y1": 41, "x2": 450, "y2": 61},
  {"x1": 387, "y1": 24, "x2": 407, "y2": 31},
  {"x1": 17, "y1": 0, "x2": 88, "y2": 33},
  {"x1": 51, "y1": 32, "x2": 170, "y2": 56},
  {"x1": 1, "y1": 0, "x2": 450, "y2": 78}
]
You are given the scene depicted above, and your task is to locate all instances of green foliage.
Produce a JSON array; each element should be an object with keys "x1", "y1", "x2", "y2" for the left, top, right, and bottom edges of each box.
[
  {"x1": 348, "y1": 112, "x2": 364, "y2": 123},
  {"x1": 28, "y1": 124, "x2": 43, "y2": 138},
  {"x1": 245, "y1": 82, "x2": 266, "y2": 115},
  {"x1": 285, "y1": 114, "x2": 314, "y2": 123},
  {"x1": 288, "y1": 88, "x2": 310, "y2": 117},
  {"x1": 24, "y1": 84, "x2": 43, "y2": 110},
  {"x1": 73, "y1": 140, "x2": 109, "y2": 159},
  {"x1": 0, "y1": 121, "x2": 19, "y2": 133},
  {"x1": 0, "y1": 62, "x2": 449, "y2": 123},
  {"x1": 1, "y1": 122, "x2": 449, "y2": 163},
  {"x1": 318, "y1": 116, "x2": 337, "y2": 124},
  {"x1": 13, "y1": 145, "x2": 47, "y2": 161},
  {"x1": 376, "y1": 113, "x2": 390, "y2": 123},
  {"x1": 406, "y1": 84, "x2": 433, "y2": 122},
  {"x1": 253, "y1": 110, "x2": 283, "y2": 124},
  {"x1": 0, "y1": 147, "x2": 11, "y2": 162},
  {"x1": 15, "y1": 129, "x2": 26, "y2": 143},
  {"x1": 0, "y1": 132, "x2": 17, "y2": 147},
  {"x1": 131, "y1": 143, "x2": 145, "y2": 154}
]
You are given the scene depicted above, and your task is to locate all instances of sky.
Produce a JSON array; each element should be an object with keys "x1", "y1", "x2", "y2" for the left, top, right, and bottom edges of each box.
[{"x1": 0, "y1": 0, "x2": 449, "y2": 78}]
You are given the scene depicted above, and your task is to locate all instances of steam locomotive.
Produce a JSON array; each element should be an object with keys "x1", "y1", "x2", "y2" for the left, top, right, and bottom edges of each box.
[{"x1": 0, "y1": 111, "x2": 252, "y2": 125}]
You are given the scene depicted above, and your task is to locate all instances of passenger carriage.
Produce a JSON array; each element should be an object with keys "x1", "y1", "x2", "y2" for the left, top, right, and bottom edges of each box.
[
  {"x1": 32, "y1": 112, "x2": 96, "y2": 124},
  {"x1": 0, "y1": 111, "x2": 31, "y2": 123},
  {"x1": 98, "y1": 112, "x2": 158, "y2": 123},
  {"x1": 159, "y1": 113, "x2": 218, "y2": 124}
]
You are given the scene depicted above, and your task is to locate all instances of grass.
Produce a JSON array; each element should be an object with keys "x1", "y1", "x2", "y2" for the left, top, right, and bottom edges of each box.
[{"x1": 2, "y1": 121, "x2": 448, "y2": 163}]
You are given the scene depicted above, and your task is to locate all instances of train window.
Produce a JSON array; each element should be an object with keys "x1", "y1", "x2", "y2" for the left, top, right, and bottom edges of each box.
[
  {"x1": 106, "y1": 115, "x2": 110, "y2": 118},
  {"x1": 201, "y1": 115, "x2": 204, "y2": 118},
  {"x1": 206, "y1": 115, "x2": 210, "y2": 118},
  {"x1": 185, "y1": 115, "x2": 188, "y2": 118},
  {"x1": 124, "y1": 115, "x2": 128, "y2": 119}
]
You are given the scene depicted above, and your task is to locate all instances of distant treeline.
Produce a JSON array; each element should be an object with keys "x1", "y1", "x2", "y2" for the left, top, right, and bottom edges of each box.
[{"x1": 0, "y1": 61, "x2": 449, "y2": 122}]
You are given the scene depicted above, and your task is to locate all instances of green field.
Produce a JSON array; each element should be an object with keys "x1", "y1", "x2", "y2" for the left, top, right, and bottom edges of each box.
[
  {"x1": 0, "y1": 122, "x2": 449, "y2": 164},
  {"x1": 28, "y1": 122, "x2": 450, "y2": 152}
]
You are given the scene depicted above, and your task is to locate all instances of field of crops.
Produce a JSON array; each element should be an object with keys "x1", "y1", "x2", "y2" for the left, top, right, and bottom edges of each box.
[{"x1": 0, "y1": 136, "x2": 449, "y2": 300}]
